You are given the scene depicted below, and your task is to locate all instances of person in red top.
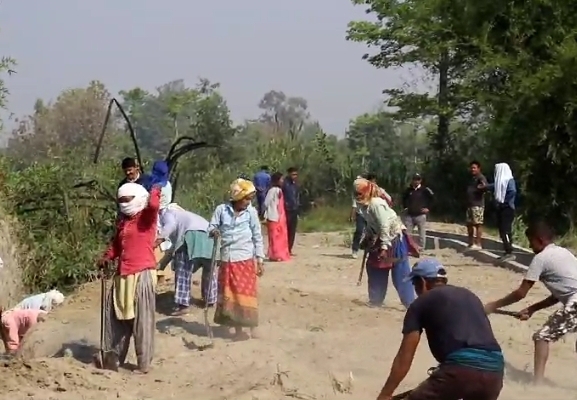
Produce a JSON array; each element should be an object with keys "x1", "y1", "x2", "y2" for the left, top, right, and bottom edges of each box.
[{"x1": 98, "y1": 182, "x2": 160, "y2": 373}]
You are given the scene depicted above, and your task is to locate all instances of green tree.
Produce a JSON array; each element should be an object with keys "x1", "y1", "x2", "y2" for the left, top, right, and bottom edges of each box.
[{"x1": 0, "y1": 54, "x2": 16, "y2": 130}]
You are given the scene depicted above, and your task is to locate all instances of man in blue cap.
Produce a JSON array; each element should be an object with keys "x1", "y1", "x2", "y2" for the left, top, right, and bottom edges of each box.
[{"x1": 376, "y1": 258, "x2": 504, "y2": 400}]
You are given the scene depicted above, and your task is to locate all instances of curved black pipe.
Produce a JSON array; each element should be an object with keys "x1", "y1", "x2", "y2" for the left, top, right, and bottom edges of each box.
[{"x1": 93, "y1": 98, "x2": 142, "y2": 170}]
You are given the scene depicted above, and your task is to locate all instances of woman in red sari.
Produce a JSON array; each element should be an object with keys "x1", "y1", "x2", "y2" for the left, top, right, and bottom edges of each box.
[{"x1": 264, "y1": 172, "x2": 290, "y2": 261}]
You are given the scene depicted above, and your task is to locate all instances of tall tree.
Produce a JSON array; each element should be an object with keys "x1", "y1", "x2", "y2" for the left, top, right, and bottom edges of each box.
[{"x1": 0, "y1": 52, "x2": 16, "y2": 130}]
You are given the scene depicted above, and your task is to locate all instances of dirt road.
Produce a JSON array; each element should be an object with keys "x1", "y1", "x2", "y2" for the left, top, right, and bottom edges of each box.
[{"x1": 2, "y1": 231, "x2": 576, "y2": 400}]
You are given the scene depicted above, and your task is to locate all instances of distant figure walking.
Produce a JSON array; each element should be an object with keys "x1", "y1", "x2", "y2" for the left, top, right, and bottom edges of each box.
[
  {"x1": 253, "y1": 166, "x2": 271, "y2": 219},
  {"x1": 401, "y1": 173, "x2": 434, "y2": 249},
  {"x1": 479, "y1": 162, "x2": 517, "y2": 261},
  {"x1": 282, "y1": 167, "x2": 300, "y2": 255},
  {"x1": 466, "y1": 161, "x2": 488, "y2": 249},
  {"x1": 264, "y1": 172, "x2": 290, "y2": 262}
]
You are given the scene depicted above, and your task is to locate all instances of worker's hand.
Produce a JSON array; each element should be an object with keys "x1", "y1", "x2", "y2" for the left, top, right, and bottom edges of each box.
[
  {"x1": 349, "y1": 215, "x2": 354, "y2": 223},
  {"x1": 484, "y1": 301, "x2": 498, "y2": 315},
  {"x1": 515, "y1": 308, "x2": 533, "y2": 321},
  {"x1": 421, "y1": 208, "x2": 429, "y2": 214},
  {"x1": 378, "y1": 248, "x2": 388, "y2": 260},
  {"x1": 209, "y1": 229, "x2": 220, "y2": 238},
  {"x1": 256, "y1": 258, "x2": 265, "y2": 277},
  {"x1": 37, "y1": 314, "x2": 46, "y2": 323},
  {"x1": 97, "y1": 258, "x2": 108, "y2": 269},
  {"x1": 477, "y1": 183, "x2": 486, "y2": 190},
  {"x1": 376, "y1": 393, "x2": 393, "y2": 400}
]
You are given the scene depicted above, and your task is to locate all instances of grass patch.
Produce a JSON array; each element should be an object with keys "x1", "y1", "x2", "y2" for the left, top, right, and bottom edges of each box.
[{"x1": 298, "y1": 205, "x2": 353, "y2": 233}]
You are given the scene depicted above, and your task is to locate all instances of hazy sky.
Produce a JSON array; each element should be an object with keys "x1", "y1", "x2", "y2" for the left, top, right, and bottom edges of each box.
[{"x1": 0, "y1": 0, "x2": 405, "y2": 135}]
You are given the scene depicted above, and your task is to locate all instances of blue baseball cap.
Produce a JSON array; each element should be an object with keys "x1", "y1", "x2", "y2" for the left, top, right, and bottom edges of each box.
[{"x1": 404, "y1": 258, "x2": 447, "y2": 282}]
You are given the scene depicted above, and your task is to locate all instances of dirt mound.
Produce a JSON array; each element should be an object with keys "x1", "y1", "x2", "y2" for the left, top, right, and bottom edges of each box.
[{"x1": 0, "y1": 207, "x2": 24, "y2": 308}]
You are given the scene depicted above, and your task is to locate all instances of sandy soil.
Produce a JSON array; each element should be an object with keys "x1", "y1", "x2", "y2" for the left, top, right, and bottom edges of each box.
[{"x1": 3, "y1": 230, "x2": 577, "y2": 400}]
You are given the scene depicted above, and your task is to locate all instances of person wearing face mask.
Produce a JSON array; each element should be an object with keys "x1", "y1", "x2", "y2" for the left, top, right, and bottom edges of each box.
[
  {"x1": 208, "y1": 178, "x2": 265, "y2": 341},
  {"x1": 98, "y1": 182, "x2": 161, "y2": 374},
  {"x1": 376, "y1": 258, "x2": 504, "y2": 400}
]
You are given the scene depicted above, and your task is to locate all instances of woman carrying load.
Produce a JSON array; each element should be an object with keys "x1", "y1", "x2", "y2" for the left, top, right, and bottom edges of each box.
[
  {"x1": 98, "y1": 182, "x2": 160, "y2": 373},
  {"x1": 209, "y1": 178, "x2": 265, "y2": 340},
  {"x1": 354, "y1": 177, "x2": 416, "y2": 308}
]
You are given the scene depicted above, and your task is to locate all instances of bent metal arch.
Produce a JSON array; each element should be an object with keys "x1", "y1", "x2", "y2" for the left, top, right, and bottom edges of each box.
[{"x1": 85, "y1": 98, "x2": 215, "y2": 201}]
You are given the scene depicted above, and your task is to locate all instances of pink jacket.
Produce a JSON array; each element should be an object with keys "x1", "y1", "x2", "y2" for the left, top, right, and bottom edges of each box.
[{"x1": 1, "y1": 309, "x2": 46, "y2": 351}]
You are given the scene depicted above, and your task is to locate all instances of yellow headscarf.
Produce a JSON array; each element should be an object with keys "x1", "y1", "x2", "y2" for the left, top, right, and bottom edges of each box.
[
  {"x1": 353, "y1": 177, "x2": 380, "y2": 205},
  {"x1": 229, "y1": 178, "x2": 256, "y2": 201}
]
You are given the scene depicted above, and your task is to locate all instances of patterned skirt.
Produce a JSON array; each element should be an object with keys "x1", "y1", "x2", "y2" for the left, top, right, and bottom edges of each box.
[{"x1": 214, "y1": 259, "x2": 258, "y2": 328}]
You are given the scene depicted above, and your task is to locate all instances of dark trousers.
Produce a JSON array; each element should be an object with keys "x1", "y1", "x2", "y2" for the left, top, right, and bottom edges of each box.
[
  {"x1": 496, "y1": 205, "x2": 514, "y2": 254},
  {"x1": 351, "y1": 213, "x2": 365, "y2": 252},
  {"x1": 407, "y1": 365, "x2": 503, "y2": 400},
  {"x1": 286, "y1": 210, "x2": 298, "y2": 253}
]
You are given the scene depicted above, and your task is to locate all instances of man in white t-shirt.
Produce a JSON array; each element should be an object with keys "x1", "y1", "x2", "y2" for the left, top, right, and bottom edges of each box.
[{"x1": 484, "y1": 220, "x2": 577, "y2": 384}]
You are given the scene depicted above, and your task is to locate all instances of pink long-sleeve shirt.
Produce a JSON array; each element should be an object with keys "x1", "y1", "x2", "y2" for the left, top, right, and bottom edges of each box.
[{"x1": 1, "y1": 309, "x2": 46, "y2": 351}]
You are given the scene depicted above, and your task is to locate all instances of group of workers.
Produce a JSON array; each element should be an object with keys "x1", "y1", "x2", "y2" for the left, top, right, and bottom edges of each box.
[
  {"x1": 5, "y1": 157, "x2": 576, "y2": 399},
  {"x1": 351, "y1": 165, "x2": 577, "y2": 399}
]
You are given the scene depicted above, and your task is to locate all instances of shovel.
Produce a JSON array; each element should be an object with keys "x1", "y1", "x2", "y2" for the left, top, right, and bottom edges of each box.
[
  {"x1": 92, "y1": 272, "x2": 119, "y2": 371},
  {"x1": 199, "y1": 236, "x2": 219, "y2": 351}
]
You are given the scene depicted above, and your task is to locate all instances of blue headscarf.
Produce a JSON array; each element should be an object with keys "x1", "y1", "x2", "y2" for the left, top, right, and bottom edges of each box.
[{"x1": 150, "y1": 160, "x2": 169, "y2": 187}]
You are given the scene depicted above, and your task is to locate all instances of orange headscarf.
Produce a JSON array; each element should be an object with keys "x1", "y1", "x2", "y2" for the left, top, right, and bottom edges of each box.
[{"x1": 353, "y1": 177, "x2": 380, "y2": 205}]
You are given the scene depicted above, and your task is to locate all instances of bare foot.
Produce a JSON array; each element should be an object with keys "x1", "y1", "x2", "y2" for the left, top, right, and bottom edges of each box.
[
  {"x1": 133, "y1": 368, "x2": 149, "y2": 375},
  {"x1": 233, "y1": 328, "x2": 250, "y2": 341}
]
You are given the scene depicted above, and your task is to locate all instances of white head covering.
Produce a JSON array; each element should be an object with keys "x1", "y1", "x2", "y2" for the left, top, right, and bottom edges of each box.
[
  {"x1": 117, "y1": 182, "x2": 149, "y2": 216},
  {"x1": 41, "y1": 289, "x2": 65, "y2": 311},
  {"x1": 494, "y1": 163, "x2": 513, "y2": 203}
]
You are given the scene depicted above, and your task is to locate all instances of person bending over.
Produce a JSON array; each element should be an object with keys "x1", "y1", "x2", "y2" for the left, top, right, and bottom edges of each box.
[{"x1": 377, "y1": 258, "x2": 503, "y2": 400}]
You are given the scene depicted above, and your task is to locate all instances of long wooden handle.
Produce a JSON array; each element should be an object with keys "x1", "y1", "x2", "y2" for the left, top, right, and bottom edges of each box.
[{"x1": 356, "y1": 249, "x2": 368, "y2": 286}]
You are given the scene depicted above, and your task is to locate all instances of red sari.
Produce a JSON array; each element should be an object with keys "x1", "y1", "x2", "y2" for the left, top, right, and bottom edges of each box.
[{"x1": 267, "y1": 189, "x2": 290, "y2": 261}]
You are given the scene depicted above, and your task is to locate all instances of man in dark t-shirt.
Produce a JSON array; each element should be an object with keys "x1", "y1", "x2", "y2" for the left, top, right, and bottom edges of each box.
[
  {"x1": 376, "y1": 258, "x2": 504, "y2": 400},
  {"x1": 466, "y1": 160, "x2": 488, "y2": 249}
]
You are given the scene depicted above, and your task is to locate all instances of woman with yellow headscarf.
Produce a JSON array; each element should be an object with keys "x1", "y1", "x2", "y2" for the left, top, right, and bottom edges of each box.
[
  {"x1": 208, "y1": 178, "x2": 265, "y2": 340},
  {"x1": 354, "y1": 177, "x2": 416, "y2": 308}
]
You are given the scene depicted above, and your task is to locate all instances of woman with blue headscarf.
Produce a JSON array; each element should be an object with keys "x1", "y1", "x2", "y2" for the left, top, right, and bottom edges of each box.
[{"x1": 151, "y1": 160, "x2": 174, "y2": 284}]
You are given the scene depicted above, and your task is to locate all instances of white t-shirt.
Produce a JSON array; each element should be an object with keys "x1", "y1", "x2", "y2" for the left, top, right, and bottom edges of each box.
[{"x1": 524, "y1": 244, "x2": 577, "y2": 304}]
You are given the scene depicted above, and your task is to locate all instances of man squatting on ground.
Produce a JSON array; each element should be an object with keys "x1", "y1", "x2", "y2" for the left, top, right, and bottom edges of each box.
[
  {"x1": 485, "y1": 220, "x2": 577, "y2": 384},
  {"x1": 466, "y1": 160, "x2": 488, "y2": 249},
  {"x1": 377, "y1": 258, "x2": 504, "y2": 400},
  {"x1": 401, "y1": 174, "x2": 433, "y2": 250}
]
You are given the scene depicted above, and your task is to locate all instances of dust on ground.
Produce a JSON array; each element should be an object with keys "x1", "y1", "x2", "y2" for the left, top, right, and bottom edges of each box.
[{"x1": 4, "y1": 231, "x2": 577, "y2": 399}]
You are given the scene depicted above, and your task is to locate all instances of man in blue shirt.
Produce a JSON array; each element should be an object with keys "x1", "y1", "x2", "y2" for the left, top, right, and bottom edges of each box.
[
  {"x1": 376, "y1": 258, "x2": 504, "y2": 400},
  {"x1": 118, "y1": 157, "x2": 152, "y2": 191},
  {"x1": 253, "y1": 166, "x2": 271, "y2": 218},
  {"x1": 282, "y1": 167, "x2": 300, "y2": 255}
]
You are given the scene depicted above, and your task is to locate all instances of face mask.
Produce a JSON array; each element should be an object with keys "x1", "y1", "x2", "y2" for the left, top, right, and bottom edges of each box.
[{"x1": 119, "y1": 199, "x2": 146, "y2": 216}]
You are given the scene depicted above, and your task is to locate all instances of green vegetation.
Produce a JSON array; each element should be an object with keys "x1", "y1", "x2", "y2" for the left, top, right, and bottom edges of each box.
[{"x1": 2, "y1": 0, "x2": 577, "y2": 293}]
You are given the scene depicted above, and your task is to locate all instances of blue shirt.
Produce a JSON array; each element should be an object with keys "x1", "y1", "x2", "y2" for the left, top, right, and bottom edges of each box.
[
  {"x1": 487, "y1": 179, "x2": 517, "y2": 209},
  {"x1": 253, "y1": 170, "x2": 271, "y2": 193},
  {"x1": 208, "y1": 203, "x2": 264, "y2": 262},
  {"x1": 282, "y1": 179, "x2": 300, "y2": 212},
  {"x1": 118, "y1": 173, "x2": 153, "y2": 192}
]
